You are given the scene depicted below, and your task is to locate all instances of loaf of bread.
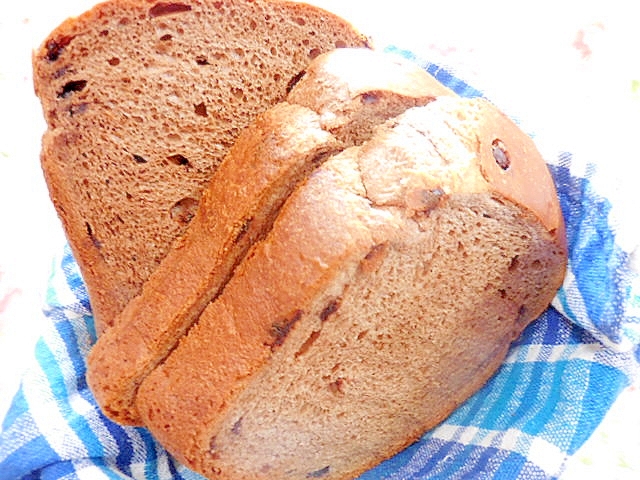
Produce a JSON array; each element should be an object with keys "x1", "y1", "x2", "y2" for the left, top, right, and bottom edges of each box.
[
  {"x1": 33, "y1": 0, "x2": 369, "y2": 334},
  {"x1": 87, "y1": 47, "x2": 455, "y2": 426},
  {"x1": 86, "y1": 47, "x2": 566, "y2": 479}
]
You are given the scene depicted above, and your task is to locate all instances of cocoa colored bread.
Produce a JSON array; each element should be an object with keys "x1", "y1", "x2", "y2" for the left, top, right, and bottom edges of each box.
[
  {"x1": 86, "y1": 48, "x2": 455, "y2": 426},
  {"x1": 33, "y1": 0, "x2": 369, "y2": 333},
  {"x1": 93, "y1": 48, "x2": 565, "y2": 478}
]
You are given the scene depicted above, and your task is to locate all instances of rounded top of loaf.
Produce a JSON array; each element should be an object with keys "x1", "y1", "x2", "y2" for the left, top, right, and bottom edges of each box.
[
  {"x1": 360, "y1": 95, "x2": 566, "y2": 248},
  {"x1": 445, "y1": 96, "x2": 565, "y2": 243},
  {"x1": 287, "y1": 48, "x2": 454, "y2": 124}
]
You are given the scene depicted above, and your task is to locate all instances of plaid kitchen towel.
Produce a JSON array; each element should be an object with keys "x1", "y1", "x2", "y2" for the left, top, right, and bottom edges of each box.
[{"x1": 1, "y1": 47, "x2": 639, "y2": 480}]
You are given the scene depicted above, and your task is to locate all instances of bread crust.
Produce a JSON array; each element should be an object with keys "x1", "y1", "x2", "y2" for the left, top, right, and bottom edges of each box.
[{"x1": 34, "y1": 0, "x2": 369, "y2": 333}]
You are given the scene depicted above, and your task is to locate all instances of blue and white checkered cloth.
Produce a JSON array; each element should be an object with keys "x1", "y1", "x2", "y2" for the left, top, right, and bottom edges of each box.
[{"x1": 1, "y1": 47, "x2": 639, "y2": 480}]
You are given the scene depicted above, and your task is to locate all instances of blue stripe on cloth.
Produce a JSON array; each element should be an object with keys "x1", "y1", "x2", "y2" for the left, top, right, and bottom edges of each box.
[
  {"x1": 0, "y1": 413, "x2": 61, "y2": 479},
  {"x1": 549, "y1": 160, "x2": 640, "y2": 347},
  {"x1": 35, "y1": 334, "x2": 104, "y2": 459},
  {"x1": 60, "y1": 244, "x2": 93, "y2": 316},
  {"x1": 359, "y1": 309, "x2": 634, "y2": 479},
  {"x1": 31, "y1": 460, "x2": 77, "y2": 480},
  {"x1": 0, "y1": 244, "x2": 206, "y2": 479},
  {"x1": 1, "y1": 381, "x2": 29, "y2": 431},
  {"x1": 567, "y1": 363, "x2": 629, "y2": 454},
  {"x1": 360, "y1": 438, "x2": 549, "y2": 480}
]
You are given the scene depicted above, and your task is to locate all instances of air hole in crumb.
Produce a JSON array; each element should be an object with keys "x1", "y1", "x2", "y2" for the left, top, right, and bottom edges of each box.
[
  {"x1": 69, "y1": 103, "x2": 89, "y2": 116},
  {"x1": 517, "y1": 305, "x2": 528, "y2": 321},
  {"x1": 194, "y1": 102, "x2": 208, "y2": 117},
  {"x1": 209, "y1": 436, "x2": 219, "y2": 455},
  {"x1": 170, "y1": 197, "x2": 199, "y2": 224},
  {"x1": 132, "y1": 154, "x2": 148, "y2": 164},
  {"x1": 328, "y1": 378, "x2": 345, "y2": 395},
  {"x1": 195, "y1": 55, "x2": 209, "y2": 65},
  {"x1": 167, "y1": 154, "x2": 190, "y2": 166},
  {"x1": 160, "y1": 33, "x2": 173, "y2": 41},
  {"x1": 335, "y1": 40, "x2": 347, "y2": 48},
  {"x1": 148, "y1": 2, "x2": 192, "y2": 18},
  {"x1": 320, "y1": 299, "x2": 340, "y2": 321},
  {"x1": 509, "y1": 255, "x2": 520, "y2": 272},
  {"x1": 53, "y1": 66, "x2": 68, "y2": 79},
  {"x1": 295, "y1": 330, "x2": 321, "y2": 358},
  {"x1": 230, "y1": 87, "x2": 244, "y2": 99},
  {"x1": 492, "y1": 139, "x2": 511, "y2": 170},
  {"x1": 269, "y1": 310, "x2": 303, "y2": 350},
  {"x1": 108, "y1": 57, "x2": 120, "y2": 66}
]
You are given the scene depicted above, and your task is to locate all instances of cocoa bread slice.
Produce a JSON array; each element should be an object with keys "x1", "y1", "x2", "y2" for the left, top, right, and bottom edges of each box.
[
  {"x1": 86, "y1": 48, "x2": 454, "y2": 426},
  {"x1": 33, "y1": 0, "x2": 369, "y2": 333},
  {"x1": 135, "y1": 95, "x2": 566, "y2": 479}
]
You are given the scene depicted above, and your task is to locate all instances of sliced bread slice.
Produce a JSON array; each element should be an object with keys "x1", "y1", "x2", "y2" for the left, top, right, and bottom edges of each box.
[
  {"x1": 86, "y1": 48, "x2": 455, "y2": 426},
  {"x1": 33, "y1": 0, "x2": 369, "y2": 333},
  {"x1": 134, "y1": 94, "x2": 566, "y2": 478}
]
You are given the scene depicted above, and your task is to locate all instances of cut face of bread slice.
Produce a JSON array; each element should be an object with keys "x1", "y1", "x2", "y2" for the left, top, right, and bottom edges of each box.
[
  {"x1": 86, "y1": 48, "x2": 455, "y2": 426},
  {"x1": 33, "y1": 0, "x2": 369, "y2": 333},
  {"x1": 134, "y1": 95, "x2": 566, "y2": 479}
]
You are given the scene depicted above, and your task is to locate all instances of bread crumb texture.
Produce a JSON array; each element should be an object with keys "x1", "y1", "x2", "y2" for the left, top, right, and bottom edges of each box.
[{"x1": 33, "y1": 0, "x2": 368, "y2": 332}]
